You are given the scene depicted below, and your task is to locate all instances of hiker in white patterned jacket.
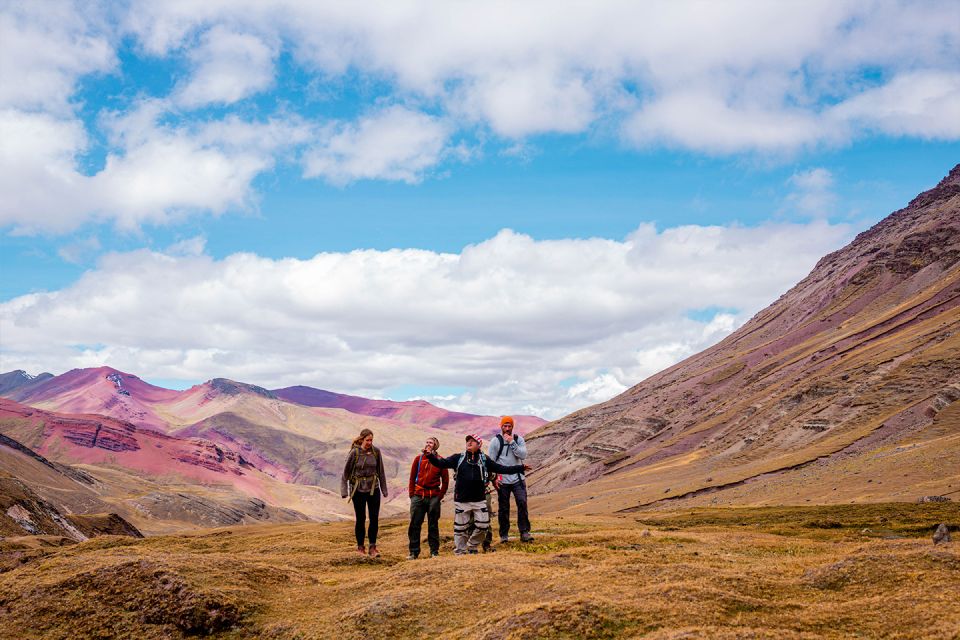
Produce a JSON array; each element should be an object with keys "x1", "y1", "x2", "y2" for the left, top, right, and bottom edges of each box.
[{"x1": 425, "y1": 433, "x2": 529, "y2": 555}]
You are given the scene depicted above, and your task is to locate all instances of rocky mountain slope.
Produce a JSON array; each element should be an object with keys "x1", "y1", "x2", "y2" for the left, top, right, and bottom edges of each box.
[
  {"x1": 528, "y1": 164, "x2": 960, "y2": 514},
  {"x1": 0, "y1": 431, "x2": 142, "y2": 541}
]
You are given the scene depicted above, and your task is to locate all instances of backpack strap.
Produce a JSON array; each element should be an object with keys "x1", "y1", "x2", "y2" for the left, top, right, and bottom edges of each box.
[
  {"x1": 347, "y1": 447, "x2": 362, "y2": 498},
  {"x1": 494, "y1": 434, "x2": 507, "y2": 461},
  {"x1": 413, "y1": 454, "x2": 423, "y2": 487},
  {"x1": 478, "y1": 453, "x2": 488, "y2": 485}
]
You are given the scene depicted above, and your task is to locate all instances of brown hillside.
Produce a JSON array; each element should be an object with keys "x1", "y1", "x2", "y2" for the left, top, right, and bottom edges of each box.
[{"x1": 527, "y1": 164, "x2": 960, "y2": 514}]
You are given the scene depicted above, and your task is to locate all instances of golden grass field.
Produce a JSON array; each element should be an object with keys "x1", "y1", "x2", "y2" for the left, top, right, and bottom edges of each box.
[{"x1": 1, "y1": 503, "x2": 957, "y2": 639}]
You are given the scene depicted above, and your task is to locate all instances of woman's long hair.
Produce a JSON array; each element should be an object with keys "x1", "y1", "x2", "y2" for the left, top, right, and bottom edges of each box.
[{"x1": 351, "y1": 428, "x2": 374, "y2": 449}]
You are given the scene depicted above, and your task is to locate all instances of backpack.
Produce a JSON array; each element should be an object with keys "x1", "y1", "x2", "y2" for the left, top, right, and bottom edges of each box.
[
  {"x1": 454, "y1": 451, "x2": 488, "y2": 485},
  {"x1": 348, "y1": 446, "x2": 380, "y2": 497}
]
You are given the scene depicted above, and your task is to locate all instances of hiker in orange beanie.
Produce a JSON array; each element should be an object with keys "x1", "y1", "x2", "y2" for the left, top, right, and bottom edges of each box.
[{"x1": 488, "y1": 416, "x2": 534, "y2": 543}]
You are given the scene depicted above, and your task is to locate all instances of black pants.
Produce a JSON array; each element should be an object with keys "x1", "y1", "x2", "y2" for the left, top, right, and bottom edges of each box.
[
  {"x1": 497, "y1": 480, "x2": 530, "y2": 538},
  {"x1": 352, "y1": 489, "x2": 381, "y2": 547},
  {"x1": 408, "y1": 494, "x2": 441, "y2": 555}
]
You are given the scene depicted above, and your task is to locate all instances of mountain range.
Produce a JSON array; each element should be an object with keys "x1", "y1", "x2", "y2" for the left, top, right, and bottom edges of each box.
[
  {"x1": 0, "y1": 370, "x2": 544, "y2": 534},
  {"x1": 2, "y1": 164, "x2": 958, "y2": 540}
]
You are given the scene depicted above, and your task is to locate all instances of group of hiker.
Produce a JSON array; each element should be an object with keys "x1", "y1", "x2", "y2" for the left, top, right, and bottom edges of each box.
[{"x1": 340, "y1": 416, "x2": 533, "y2": 558}]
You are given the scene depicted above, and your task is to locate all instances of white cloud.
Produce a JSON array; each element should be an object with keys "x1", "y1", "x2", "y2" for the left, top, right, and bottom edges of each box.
[
  {"x1": 0, "y1": 100, "x2": 312, "y2": 233},
  {"x1": 175, "y1": 26, "x2": 276, "y2": 108},
  {"x1": 566, "y1": 373, "x2": 628, "y2": 407},
  {"x1": 0, "y1": 220, "x2": 852, "y2": 419},
  {"x1": 453, "y1": 66, "x2": 596, "y2": 138},
  {"x1": 3, "y1": 2, "x2": 959, "y2": 234},
  {"x1": 303, "y1": 106, "x2": 452, "y2": 185},
  {"x1": 622, "y1": 89, "x2": 827, "y2": 153},
  {"x1": 123, "y1": 0, "x2": 960, "y2": 147},
  {"x1": 0, "y1": 1, "x2": 114, "y2": 113},
  {"x1": 828, "y1": 70, "x2": 960, "y2": 139},
  {"x1": 0, "y1": 109, "x2": 92, "y2": 233}
]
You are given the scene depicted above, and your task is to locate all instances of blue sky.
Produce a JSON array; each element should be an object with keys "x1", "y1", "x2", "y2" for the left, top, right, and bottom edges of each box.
[{"x1": 1, "y1": 1, "x2": 958, "y2": 418}]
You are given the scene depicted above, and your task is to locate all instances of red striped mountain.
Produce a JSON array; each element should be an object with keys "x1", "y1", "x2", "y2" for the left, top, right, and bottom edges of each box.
[
  {"x1": 0, "y1": 397, "x2": 290, "y2": 495},
  {"x1": 0, "y1": 397, "x2": 315, "y2": 533},
  {"x1": 272, "y1": 385, "x2": 545, "y2": 435},
  {"x1": 528, "y1": 163, "x2": 960, "y2": 514}
]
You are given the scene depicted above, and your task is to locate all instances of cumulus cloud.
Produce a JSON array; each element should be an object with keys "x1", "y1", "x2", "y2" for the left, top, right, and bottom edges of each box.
[
  {"x1": 0, "y1": 100, "x2": 312, "y2": 233},
  {"x1": 828, "y1": 70, "x2": 960, "y2": 139},
  {"x1": 0, "y1": 1, "x2": 114, "y2": 113},
  {"x1": 303, "y1": 106, "x2": 452, "y2": 185},
  {"x1": 174, "y1": 26, "x2": 276, "y2": 108},
  {"x1": 0, "y1": 221, "x2": 852, "y2": 418},
  {"x1": 2, "y1": 2, "x2": 959, "y2": 233},
  {"x1": 123, "y1": 0, "x2": 960, "y2": 147}
]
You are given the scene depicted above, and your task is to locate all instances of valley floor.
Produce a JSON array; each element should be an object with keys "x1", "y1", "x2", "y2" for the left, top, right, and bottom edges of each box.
[{"x1": 1, "y1": 503, "x2": 958, "y2": 639}]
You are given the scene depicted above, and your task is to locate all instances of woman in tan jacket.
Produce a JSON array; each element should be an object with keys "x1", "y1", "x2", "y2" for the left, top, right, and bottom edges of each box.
[{"x1": 341, "y1": 428, "x2": 388, "y2": 557}]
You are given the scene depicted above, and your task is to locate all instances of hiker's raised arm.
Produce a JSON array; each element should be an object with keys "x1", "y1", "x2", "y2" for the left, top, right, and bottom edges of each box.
[
  {"x1": 485, "y1": 458, "x2": 525, "y2": 475},
  {"x1": 425, "y1": 451, "x2": 458, "y2": 469}
]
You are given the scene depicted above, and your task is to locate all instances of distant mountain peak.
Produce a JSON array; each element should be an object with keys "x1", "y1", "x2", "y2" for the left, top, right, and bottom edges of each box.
[
  {"x1": 0, "y1": 370, "x2": 54, "y2": 395},
  {"x1": 207, "y1": 378, "x2": 276, "y2": 399}
]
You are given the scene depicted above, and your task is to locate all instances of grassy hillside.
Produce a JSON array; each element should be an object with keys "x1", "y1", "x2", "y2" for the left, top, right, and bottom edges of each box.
[{"x1": 2, "y1": 503, "x2": 957, "y2": 639}]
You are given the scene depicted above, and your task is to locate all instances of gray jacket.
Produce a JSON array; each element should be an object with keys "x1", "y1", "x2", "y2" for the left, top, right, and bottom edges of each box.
[{"x1": 487, "y1": 434, "x2": 527, "y2": 484}]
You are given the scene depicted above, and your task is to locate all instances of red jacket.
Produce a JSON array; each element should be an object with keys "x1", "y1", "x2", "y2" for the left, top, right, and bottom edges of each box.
[{"x1": 409, "y1": 453, "x2": 449, "y2": 499}]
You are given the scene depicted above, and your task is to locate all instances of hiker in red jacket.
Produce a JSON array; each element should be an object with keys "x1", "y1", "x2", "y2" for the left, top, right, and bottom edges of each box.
[{"x1": 407, "y1": 436, "x2": 449, "y2": 559}]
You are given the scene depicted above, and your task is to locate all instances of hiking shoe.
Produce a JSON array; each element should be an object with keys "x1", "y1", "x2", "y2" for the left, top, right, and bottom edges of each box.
[
  {"x1": 499, "y1": 536, "x2": 509, "y2": 544},
  {"x1": 430, "y1": 551, "x2": 439, "y2": 557},
  {"x1": 368, "y1": 545, "x2": 380, "y2": 558},
  {"x1": 406, "y1": 553, "x2": 419, "y2": 560},
  {"x1": 357, "y1": 545, "x2": 366, "y2": 554},
  {"x1": 520, "y1": 533, "x2": 535, "y2": 542},
  {"x1": 468, "y1": 549, "x2": 479, "y2": 554}
]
